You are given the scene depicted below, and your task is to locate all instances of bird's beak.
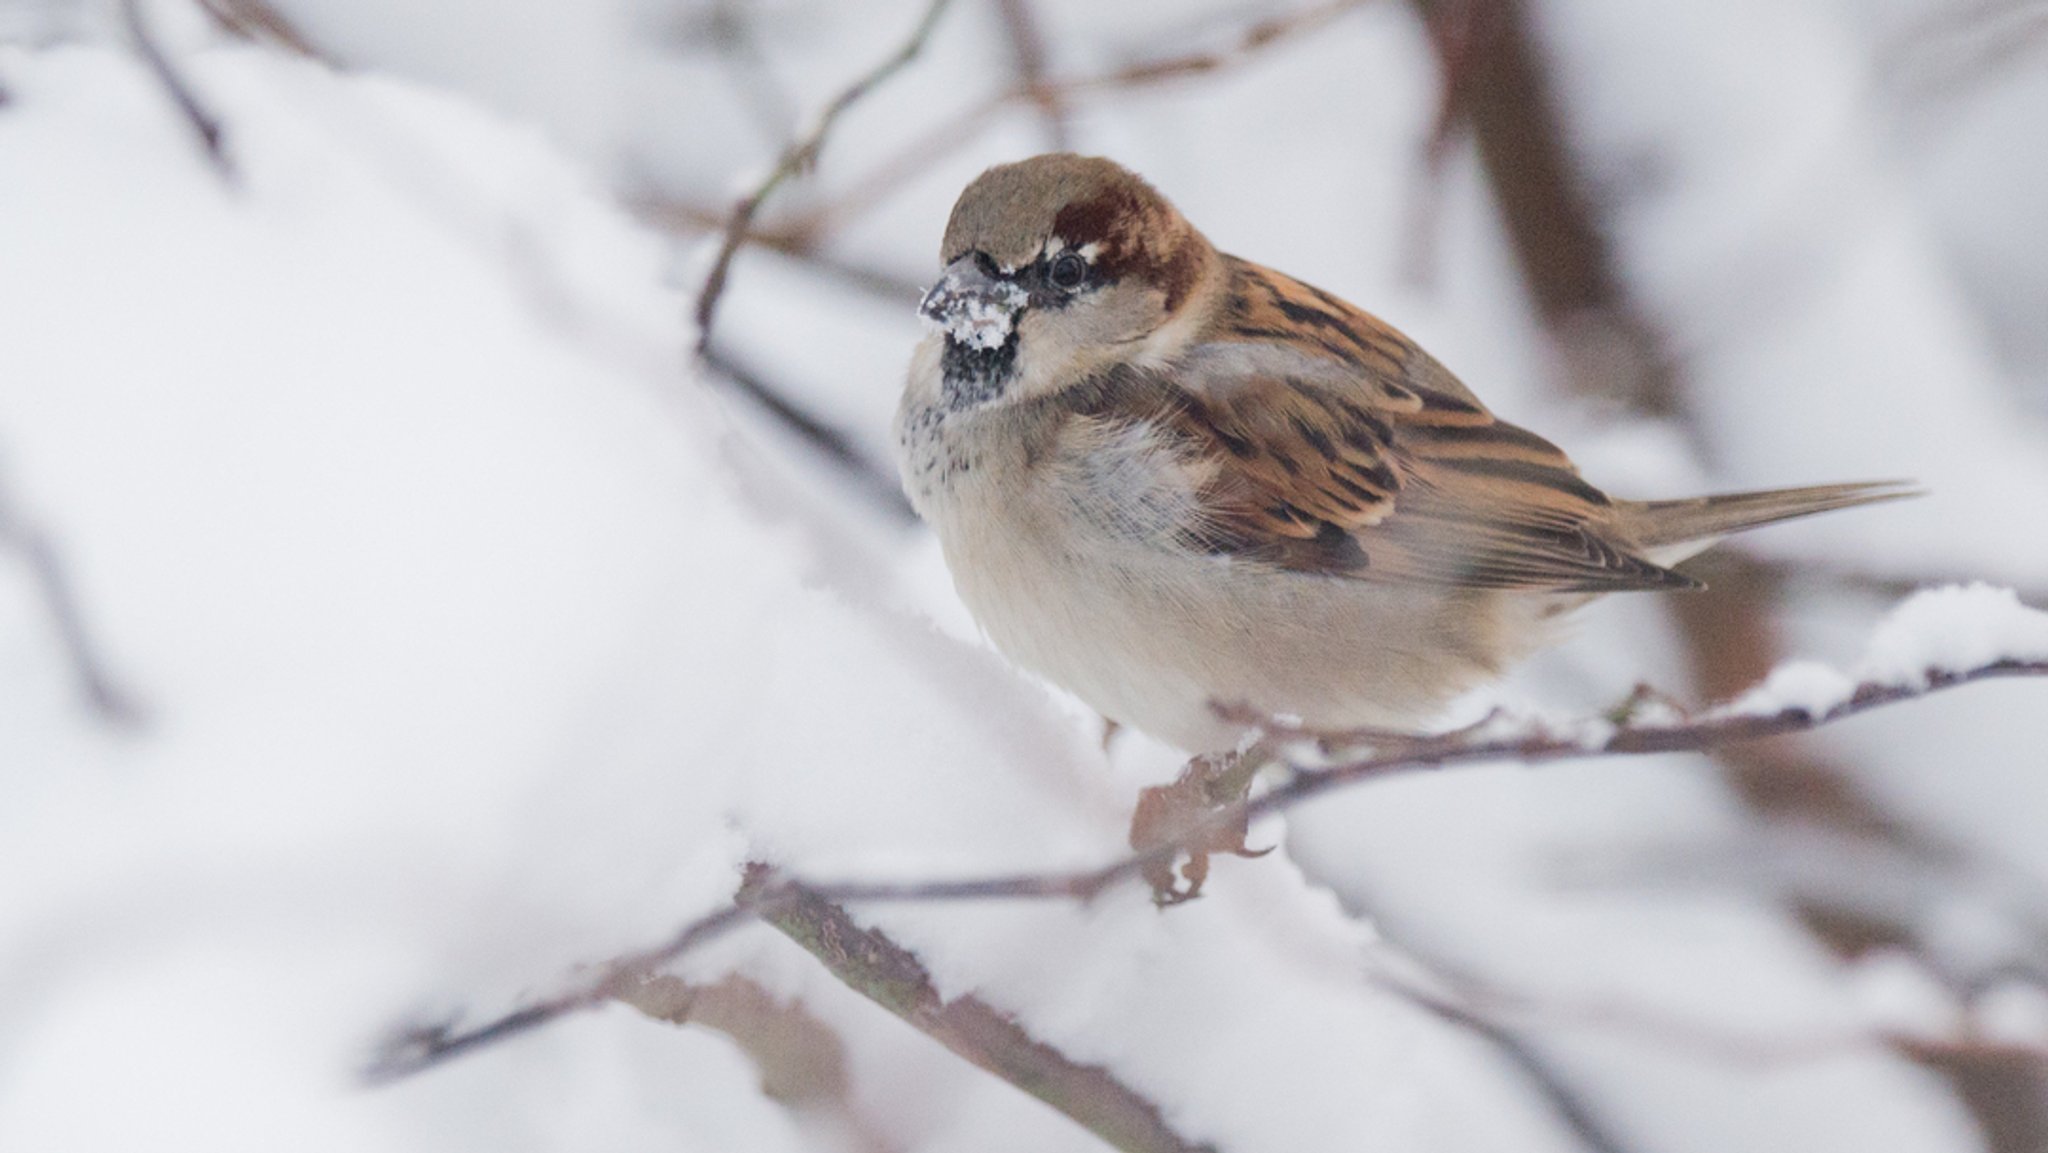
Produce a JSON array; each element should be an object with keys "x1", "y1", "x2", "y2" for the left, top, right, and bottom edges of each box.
[{"x1": 919, "y1": 256, "x2": 1028, "y2": 351}]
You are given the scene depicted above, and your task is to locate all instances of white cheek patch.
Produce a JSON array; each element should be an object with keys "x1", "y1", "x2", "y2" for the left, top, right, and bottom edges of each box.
[{"x1": 918, "y1": 273, "x2": 1029, "y2": 350}]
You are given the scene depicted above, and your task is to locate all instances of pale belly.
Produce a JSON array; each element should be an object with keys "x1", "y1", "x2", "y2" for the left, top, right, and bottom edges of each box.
[
  {"x1": 944, "y1": 520, "x2": 1521, "y2": 751},
  {"x1": 900, "y1": 400, "x2": 1539, "y2": 752}
]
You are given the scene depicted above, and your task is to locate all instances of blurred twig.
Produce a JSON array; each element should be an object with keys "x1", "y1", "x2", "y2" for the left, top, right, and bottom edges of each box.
[
  {"x1": 0, "y1": 465, "x2": 147, "y2": 728},
  {"x1": 1380, "y1": 957, "x2": 2048, "y2": 1071},
  {"x1": 1415, "y1": 1, "x2": 2048, "y2": 1143},
  {"x1": 121, "y1": 0, "x2": 237, "y2": 184},
  {"x1": 194, "y1": 0, "x2": 329, "y2": 61},
  {"x1": 994, "y1": 0, "x2": 1069, "y2": 150},
  {"x1": 693, "y1": 0, "x2": 959, "y2": 353},
  {"x1": 1406, "y1": 994, "x2": 1635, "y2": 1153},
  {"x1": 701, "y1": 342, "x2": 917, "y2": 523},
  {"x1": 1883, "y1": 0, "x2": 2048, "y2": 107},
  {"x1": 368, "y1": 654, "x2": 2048, "y2": 1082},
  {"x1": 776, "y1": 0, "x2": 1375, "y2": 247},
  {"x1": 633, "y1": 194, "x2": 925, "y2": 302},
  {"x1": 1400, "y1": 0, "x2": 1495, "y2": 287}
]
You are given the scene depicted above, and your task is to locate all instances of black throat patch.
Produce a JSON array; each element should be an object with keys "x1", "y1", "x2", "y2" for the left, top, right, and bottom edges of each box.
[{"x1": 940, "y1": 331, "x2": 1018, "y2": 410}]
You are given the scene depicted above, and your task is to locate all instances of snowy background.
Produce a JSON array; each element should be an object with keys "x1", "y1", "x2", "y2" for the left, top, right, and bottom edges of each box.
[{"x1": 5, "y1": 1, "x2": 2048, "y2": 1150}]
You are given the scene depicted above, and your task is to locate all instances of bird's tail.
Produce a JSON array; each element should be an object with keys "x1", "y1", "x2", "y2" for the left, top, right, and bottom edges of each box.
[{"x1": 1622, "y1": 480, "x2": 1920, "y2": 565}]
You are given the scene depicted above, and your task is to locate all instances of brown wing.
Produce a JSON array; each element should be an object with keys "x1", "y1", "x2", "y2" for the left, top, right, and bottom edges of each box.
[{"x1": 1070, "y1": 257, "x2": 1699, "y2": 593}]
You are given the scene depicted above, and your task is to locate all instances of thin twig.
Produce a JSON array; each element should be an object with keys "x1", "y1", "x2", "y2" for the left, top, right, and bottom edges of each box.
[
  {"x1": 363, "y1": 899, "x2": 769, "y2": 1082},
  {"x1": 121, "y1": 0, "x2": 237, "y2": 184},
  {"x1": 1381, "y1": 956, "x2": 2048, "y2": 1067},
  {"x1": 1406, "y1": 994, "x2": 1636, "y2": 1153},
  {"x1": 0, "y1": 471, "x2": 147, "y2": 728},
  {"x1": 701, "y1": 343, "x2": 917, "y2": 523},
  {"x1": 194, "y1": 0, "x2": 330, "y2": 62},
  {"x1": 778, "y1": 0, "x2": 1375, "y2": 246},
  {"x1": 632, "y1": 194, "x2": 926, "y2": 302},
  {"x1": 366, "y1": 655, "x2": 2048, "y2": 1080},
  {"x1": 692, "y1": 0, "x2": 959, "y2": 353},
  {"x1": 994, "y1": 0, "x2": 1069, "y2": 149}
]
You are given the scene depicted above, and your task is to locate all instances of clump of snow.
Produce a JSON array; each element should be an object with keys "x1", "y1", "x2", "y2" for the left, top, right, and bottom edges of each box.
[
  {"x1": 917, "y1": 270, "x2": 1027, "y2": 351},
  {"x1": 1729, "y1": 660, "x2": 1860, "y2": 720},
  {"x1": 1860, "y1": 584, "x2": 2048, "y2": 685},
  {"x1": 1725, "y1": 584, "x2": 2047, "y2": 719}
]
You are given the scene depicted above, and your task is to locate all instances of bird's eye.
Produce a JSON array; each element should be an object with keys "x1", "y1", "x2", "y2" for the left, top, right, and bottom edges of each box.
[{"x1": 1047, "y1": 252, "x2": 1089, "y2": 291}]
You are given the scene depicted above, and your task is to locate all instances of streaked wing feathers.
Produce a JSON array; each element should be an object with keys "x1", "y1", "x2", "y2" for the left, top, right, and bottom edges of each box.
[{"x1": 1077, "y1": 257, "x2": 1700, "y2": 593}]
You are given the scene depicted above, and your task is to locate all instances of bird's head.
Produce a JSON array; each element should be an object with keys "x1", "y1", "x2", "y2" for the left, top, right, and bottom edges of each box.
[{"x1": 919, "y1": 154, "x2": 1219, "y2": 410}]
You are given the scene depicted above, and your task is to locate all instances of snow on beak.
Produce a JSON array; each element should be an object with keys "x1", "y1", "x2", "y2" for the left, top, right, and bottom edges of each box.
[{"x1": 919, "y1": 256, "x2": 1028, "y2": 350}]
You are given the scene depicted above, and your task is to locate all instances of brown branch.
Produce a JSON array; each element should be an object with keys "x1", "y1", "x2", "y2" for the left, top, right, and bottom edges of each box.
[
  {"x1": 194, "y1": 0, "x2": 330, "y2": 62},
  {"x1": 692, "y1": 0, "x2": 958, "y2": 353},
  {"x1": 631, "y1": 194, "x2": 926, "y2": 302},
  {"x1": 748, "y1": 870, "x2": 1219, "y2": 1153},
  {"x1": 366, "y1": 654, "x2": 2048, "y2": 1083},
  {"x1": 121, "y1": 0, "x2": 237, "y2": 184}
]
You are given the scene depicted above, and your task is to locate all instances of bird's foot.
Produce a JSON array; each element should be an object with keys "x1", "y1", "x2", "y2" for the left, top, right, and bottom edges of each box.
[
  {"x1": 1605, "y1": 682, "x2": 1691, "y2": 727},
  {"x1": 1128, "y1": 749, "x2": 1273, "y2": 906}
]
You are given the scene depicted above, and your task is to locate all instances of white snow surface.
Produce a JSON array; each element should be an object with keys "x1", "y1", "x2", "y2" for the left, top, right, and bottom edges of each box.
[
  {"x1": 0, "y1": 37, "x2": 1565, "y2": 1153},
  {"x1": 1732, "y1": 584, "x2": 2048, "y2": 718},
  {"x1": 8, "y1": 4, "x2": 2048, "y2": 1152}
]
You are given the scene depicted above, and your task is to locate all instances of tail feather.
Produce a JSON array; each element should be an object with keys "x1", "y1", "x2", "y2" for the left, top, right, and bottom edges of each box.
[{"x1": 1623, "y1": 480, "x2": 1920, "y2": 561}]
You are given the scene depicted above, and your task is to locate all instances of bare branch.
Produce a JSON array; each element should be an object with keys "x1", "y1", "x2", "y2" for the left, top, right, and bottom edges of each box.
[
  {"x1": 364, "y1": 899, "x2": 768, "y2": 1081},
  {"x1": 692, "y1": 0, "x2": 959, "y2": 353},
  {"x1": 750, "y1": 870, "x2": 1220, "y2": 1153},
  {"x1": 631, "y1": 194, "x2": 926, "y2": 302},
  {"x1": 367, "y1": 653, "x2": 2048, "y2": 1082},
  {"x1": 701, "y1": 343, "x2": 917, "y2": 523},
  {"x1": 778, "y1": 0, "x2": 1376, "y2": 246},
  {"x1": 194, "y1": 0, "x2": 330, "y2": 62},
  {"x1": 0, "y1": 466, "x2": 147, "y2": 728},
  {"x1": 121, "y1": 0, "x2": 237, "y2": 184},
  {"x1": 1380, "y1": 954, "x2": 2048, "y2": 1068},
  {"x1": 1404, "y1": 993, "x2": 1637, "y2": 1153}
]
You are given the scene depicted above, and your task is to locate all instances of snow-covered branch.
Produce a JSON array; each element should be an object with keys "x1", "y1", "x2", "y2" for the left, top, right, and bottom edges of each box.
[{"x1": 371, "y1": 586, "x2": 2048, "y2": 1090}]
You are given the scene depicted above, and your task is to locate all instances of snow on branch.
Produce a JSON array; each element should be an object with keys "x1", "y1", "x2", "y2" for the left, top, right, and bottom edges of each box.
[{"x1": 369, "y1": 585, "x2": 2048, "y2": 1102}]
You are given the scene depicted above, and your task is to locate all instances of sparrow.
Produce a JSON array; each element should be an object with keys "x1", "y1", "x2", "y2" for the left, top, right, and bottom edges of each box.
[{"x1": 896, "y1": 153, "x2": 1908, "y2": 762}]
